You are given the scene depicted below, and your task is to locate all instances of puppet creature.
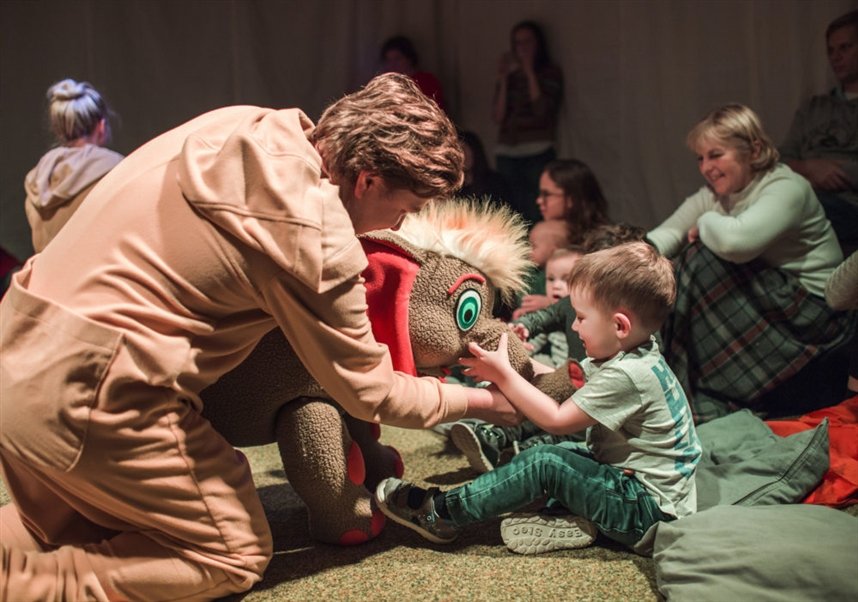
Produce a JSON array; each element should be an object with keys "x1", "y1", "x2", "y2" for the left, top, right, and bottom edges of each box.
[{"x1": 200, "y1": 200, "x2": 574, "y2": 545}]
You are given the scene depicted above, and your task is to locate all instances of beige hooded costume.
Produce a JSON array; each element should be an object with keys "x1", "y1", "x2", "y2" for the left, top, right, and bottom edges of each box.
[
  {"x1": 0, "y1": 106, "x2": 468, "y2": 601},
  {"x1": 24, "y1": 144, "x2": 124, "y2": 252}
]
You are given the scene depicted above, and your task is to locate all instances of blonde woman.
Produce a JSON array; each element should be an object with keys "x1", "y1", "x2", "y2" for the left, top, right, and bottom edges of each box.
[
  {"x1": 24, "y1": 78, "x2": 123, "y2": 252},
  {"x1": 648, "y1": 103, "x2": 856, "y2": 422}
]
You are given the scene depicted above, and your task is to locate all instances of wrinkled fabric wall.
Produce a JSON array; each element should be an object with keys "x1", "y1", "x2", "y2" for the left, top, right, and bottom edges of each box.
[{"x1": 1, "y1": 0, "x2": 852, "y2": 260}]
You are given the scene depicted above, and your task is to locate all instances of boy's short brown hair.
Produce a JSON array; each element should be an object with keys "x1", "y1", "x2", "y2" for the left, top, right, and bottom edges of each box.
[
  {"x1": 312, "y1": 73, "x2": 463, "y2": 197},
  {"x1": 568, "y1": 241, "x2": 675, "y2": 332}
]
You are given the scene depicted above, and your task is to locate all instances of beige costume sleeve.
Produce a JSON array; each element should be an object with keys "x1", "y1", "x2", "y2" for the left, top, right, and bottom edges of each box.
[{"x1": 259, "y1": 272, "x2": 468, "y2": 427}]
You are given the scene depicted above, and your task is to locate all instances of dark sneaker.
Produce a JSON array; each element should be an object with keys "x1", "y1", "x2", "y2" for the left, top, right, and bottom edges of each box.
[
  {"x1": 375, "y1": 478, "x2": 459, "y2": 544},
  {"x1": 450, "y1": 422, "x2": 502, "y2": 473},
  {"x1": 500, "y1": 512, "x2": 597, "y2": 555},
  {"x1": 512, "y1": 433, "x2": 556, "y2": 456}
]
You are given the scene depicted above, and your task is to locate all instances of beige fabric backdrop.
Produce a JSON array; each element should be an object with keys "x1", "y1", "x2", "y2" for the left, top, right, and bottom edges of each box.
[{"x1": 1, "y1": 0, "x2": 853, "y2": 260}]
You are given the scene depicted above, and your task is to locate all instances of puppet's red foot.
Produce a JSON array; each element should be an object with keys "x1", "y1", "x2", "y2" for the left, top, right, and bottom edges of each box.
[{"x1": 336, "y1": 510, "x2": 386, "y2": 545}]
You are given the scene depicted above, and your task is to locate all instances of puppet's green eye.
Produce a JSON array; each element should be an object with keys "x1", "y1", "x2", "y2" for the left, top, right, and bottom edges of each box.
[{"x1": 455, "y1": 290, "x2": 481, "y2": 332}]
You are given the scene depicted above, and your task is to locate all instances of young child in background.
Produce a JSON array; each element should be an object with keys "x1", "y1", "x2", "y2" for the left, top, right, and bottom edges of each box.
[
  {"x1": 512, "y1": 219, "x2": 570, "y2": 320},
  {"x1": 526, "y1": 246, "x2": 586, "y2": 368},
  {"x1": 451, "y1": 223, "x2": 648, "y2": 472},
  {"x1": 377, "y1": 242, "x2": 700, "y2": 555},
  {"x1": 520, "y1": 224, "x2": 648, "y2": 367}
]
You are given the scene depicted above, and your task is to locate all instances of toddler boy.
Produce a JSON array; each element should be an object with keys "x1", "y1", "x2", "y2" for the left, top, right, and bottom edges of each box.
[
  {"x1": 377, "y1": 242, "x2": 701, "y2": 554},
  {"x1": 525, "y1": 246, "x2": 585, "y2": 368}
]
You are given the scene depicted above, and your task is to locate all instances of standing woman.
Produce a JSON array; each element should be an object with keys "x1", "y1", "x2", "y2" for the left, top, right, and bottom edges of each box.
[
  {"x1": 25, "y1": 79, "x2": 123, "y2": 253},
  {"x1": 648, "y1": 104, "x2": 856, "y2": 423},
  {"x1": 493, "y1": 21, "x2": 563, "y2": 225}
]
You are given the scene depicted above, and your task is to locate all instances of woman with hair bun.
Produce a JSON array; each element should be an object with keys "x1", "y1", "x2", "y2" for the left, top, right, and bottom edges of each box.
[
  {"x1": 648, "y1": 103, "x2": 856, "y2": 422},
  {"x1": 24, "y1": 78, "x2": 123, "y2": 253}
]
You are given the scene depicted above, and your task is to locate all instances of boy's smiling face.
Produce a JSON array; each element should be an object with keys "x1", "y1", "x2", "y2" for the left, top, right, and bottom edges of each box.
[{"x1": 570, "y1": 287, "x2": 623, "y2": 361}]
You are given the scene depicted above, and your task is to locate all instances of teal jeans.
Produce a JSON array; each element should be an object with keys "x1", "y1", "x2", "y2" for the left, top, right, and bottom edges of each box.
[{"x1": 444, "y1": 442, "x2": 671, "y2": 549}]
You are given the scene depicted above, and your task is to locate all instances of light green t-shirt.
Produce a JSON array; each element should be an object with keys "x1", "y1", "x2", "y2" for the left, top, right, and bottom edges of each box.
[{"x1": 573, "y1": 338, "x2": 701, "y2": 518}]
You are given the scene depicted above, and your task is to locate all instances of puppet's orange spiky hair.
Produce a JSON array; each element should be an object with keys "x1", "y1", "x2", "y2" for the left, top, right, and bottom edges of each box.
[{"x1": 393, "y1": 198, "x2": 534, "y2": 304}]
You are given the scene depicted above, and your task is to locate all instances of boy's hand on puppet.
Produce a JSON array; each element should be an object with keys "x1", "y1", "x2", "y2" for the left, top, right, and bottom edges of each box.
[{"x1": 461, "y1": 332, "x2": 515, "y2": 385}]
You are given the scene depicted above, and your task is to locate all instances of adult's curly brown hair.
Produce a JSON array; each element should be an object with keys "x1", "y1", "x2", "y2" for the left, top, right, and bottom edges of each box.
[{"x1": 312, "y1": 73, "x2": 464, "y2": 198}]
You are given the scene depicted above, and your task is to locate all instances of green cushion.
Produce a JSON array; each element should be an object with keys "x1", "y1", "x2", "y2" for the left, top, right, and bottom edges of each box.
[
  {"x1": 695, "y1": 410, "x2": 829, "y2": 509},
  {"x1": 653, "y1": 504, "x2": 858, "y2": 601}
]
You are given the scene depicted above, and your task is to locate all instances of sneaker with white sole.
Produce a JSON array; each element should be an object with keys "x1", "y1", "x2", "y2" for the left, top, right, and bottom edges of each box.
[
  {"x1": 449, "y1": 421, "x2": 502, "y2": 473},
  {"x1": 500, "y1": 512, "x2": 597, "y2": 554},
  {"x1": 375, "y1": 478, "x2": 459, "y2": 544}
]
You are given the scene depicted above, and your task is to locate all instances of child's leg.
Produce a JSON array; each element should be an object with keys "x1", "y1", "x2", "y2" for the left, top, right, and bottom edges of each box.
[
  {"x1": 445, "y1": 444, "x2": 669, "y2": 548},
  {"x1": 513, "y1": 429, "x2": 585, "y2": 455}
]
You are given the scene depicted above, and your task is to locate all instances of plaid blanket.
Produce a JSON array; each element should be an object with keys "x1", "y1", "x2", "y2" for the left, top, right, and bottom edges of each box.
[{"x1": 662, "y1": 242, "x2": 857, "y2": 423}]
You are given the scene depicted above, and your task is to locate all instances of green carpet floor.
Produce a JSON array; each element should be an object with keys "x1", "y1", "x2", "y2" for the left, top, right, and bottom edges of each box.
[
  {"x1": 0, "y1": 426, "x2": 662, "y2": 601},
  {"x1": 4, "y1": 423, "x2": 857, "y2": 600},
  {"x1": 219, "y1": 425, "x2": 661, "y2": 601}
]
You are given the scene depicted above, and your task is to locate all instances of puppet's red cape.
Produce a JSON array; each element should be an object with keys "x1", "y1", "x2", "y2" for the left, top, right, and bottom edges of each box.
[{"x1": 361, "y1": 237, "x2": 420, "y2": 377}]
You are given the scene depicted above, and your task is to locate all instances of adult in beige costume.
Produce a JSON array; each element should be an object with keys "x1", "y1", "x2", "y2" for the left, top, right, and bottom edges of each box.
[
  {"x1": 0, "y1": 74, "x2": 519, "y2": 601},
  {"x1": 25, "y1": 78, "x2": 123, "y2": 253}
]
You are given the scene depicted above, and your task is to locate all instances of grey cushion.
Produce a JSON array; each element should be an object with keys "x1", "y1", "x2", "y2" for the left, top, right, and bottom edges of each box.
[{"x1": 653, "y1": 504, "x2": 858, "y2": 601}]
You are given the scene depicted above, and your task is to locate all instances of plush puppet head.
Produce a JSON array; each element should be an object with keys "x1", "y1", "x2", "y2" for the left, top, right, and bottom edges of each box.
[{"x1": 361, "y1": 198, "x2": 534, "y2": 377}]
